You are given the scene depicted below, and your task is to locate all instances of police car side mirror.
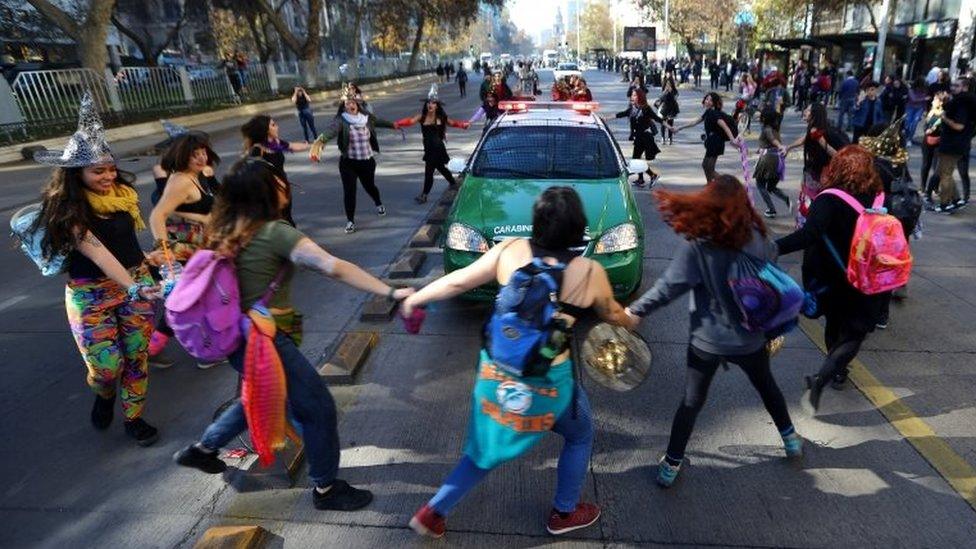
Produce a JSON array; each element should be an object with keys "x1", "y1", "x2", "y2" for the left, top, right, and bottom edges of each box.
[
  {"x1": 447, "y1": 158, "x2": 466, "y2": 173},
  {"x1": 627, "y1": 159, "x2": 649, "y2": 174}
]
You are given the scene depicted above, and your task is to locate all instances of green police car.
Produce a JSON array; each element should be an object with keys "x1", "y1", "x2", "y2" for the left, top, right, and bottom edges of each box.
[{"x1": 443, "y1": 101, "x2": 647, "y2": 300}]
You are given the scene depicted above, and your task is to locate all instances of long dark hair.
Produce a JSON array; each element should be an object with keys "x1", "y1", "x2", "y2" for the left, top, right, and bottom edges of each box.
[
  {"x1": 703, "y1": 92, "x2": 723, "y2": 111},
  {"x1": 160, "y1": 133, "x2": 220, "y2": 173},
  {"x1": 419, "y1": 100, "x2": 449, "y2": 139},
  {"x1": 241, "y1": 115, "x2": 271, "y2": 149},
  {"x1": 207, "y1": 158, "x2": 283, "y2": 257},
  {"x1": 805, "y1": 102, "x2": 833, "y2": 171},
  {"x1": 760, "y1": 108, "x2": 782, "y2": 131},
  {"x1": 531, "y1": 186, "x2": 587, "y2": 249},
  {"x1": 37, "y1": 166, "x2": 137, "y2": 260}
]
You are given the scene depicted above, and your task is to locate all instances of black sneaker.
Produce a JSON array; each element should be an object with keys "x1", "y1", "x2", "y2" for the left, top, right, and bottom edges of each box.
[
  {"x1": 91, "y1": 394, "x2": 115, "y2": 430},
  {"x1": 124, "y1": 418, "x2": 159, "y2": 447},
  {"x1": 174, "y1": 445, "x2": 227, "y2": 474},
  {"x1": 831, "y1": 374, "x2": 848, "y2": 390},
  {"x1": 805, "y1": 375, "x2": 825, "y2": 411},
  {"x1": 312, "y1": 479, "x2": 373, "y2": 511}
]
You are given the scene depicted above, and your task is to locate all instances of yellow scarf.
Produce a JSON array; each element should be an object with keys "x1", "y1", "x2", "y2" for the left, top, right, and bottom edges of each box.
[{"x1": 85, "y1": 184, "x2": 146, "y2": 230}]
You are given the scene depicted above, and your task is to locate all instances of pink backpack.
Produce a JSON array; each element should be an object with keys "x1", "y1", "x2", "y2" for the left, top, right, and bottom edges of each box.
[
  {"x1": 165, "y1": 251, "x2": 244, "y2": 362},
  {"x1": 820, "y1": 189, "x2": 913, "y2": 294}
]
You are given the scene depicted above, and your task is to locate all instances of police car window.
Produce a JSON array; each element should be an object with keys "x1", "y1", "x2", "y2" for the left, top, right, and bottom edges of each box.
[{"x1": 471, "y1": 126, "x2": 619, "y2": 179}]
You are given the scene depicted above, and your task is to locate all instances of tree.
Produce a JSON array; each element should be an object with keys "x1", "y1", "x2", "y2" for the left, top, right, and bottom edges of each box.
[
  {"x1": 252, "y1": 0, "x2": 325, "y2": 85},
  {"x1": 638, "y1": 0, "x2": 740, "y2": 57},
  {"x1": 111, "y1": 0, "x2": 190, "y2": 66},
  {"x1": 579, "y1": 1, "x2": 613, "y2": 55},
  {"x1": 25, "y1": 0, "x2": 117, "y2": 71}
]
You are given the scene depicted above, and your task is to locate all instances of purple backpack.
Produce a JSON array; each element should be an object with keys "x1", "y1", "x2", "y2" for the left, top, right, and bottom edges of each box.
[{"x1": 165, "y1": 251, "x2": 244, "y2": 362}]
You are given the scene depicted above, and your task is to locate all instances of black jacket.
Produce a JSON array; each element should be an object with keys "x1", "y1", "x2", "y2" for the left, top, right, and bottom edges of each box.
[
  {"x1": 616, "y1": 105, "x2": 662, "y2": 142},
  {"x1": 776, "y1": 191, "x2": 888, "y2": 331}
]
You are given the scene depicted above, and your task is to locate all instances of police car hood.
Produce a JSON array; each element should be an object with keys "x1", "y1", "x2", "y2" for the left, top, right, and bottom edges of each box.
[{"x1": 457, "y1": 176, "x2": 629, "y2": 241}]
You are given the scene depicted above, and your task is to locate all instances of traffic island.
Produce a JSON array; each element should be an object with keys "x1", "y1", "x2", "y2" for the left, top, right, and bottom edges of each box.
[
  {"x1": 194, "y1": 525, "x2": 268, "y2": 549},
  {"x1": 318, "y1": 331, "x2": 379, "y2": 384},
  {"x1": 223, "y1": 436, "x2": 305, "y2": 492},
  {"x1": 439, "y1": 187, "x2": 458, "y2": 205}
]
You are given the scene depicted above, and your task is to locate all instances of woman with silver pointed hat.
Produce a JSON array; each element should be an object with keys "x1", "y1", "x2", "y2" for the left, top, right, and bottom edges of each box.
[
  {"x1": 394, "y1": 84, "x2": 471, "y2": 204},
  {"x1": 32, "y1": 93, "x2": 163, "y2": 446}
]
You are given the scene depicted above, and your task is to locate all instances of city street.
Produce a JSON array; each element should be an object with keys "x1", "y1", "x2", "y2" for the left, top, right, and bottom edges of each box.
[{"x1": 1, "y1": 69, "x2": 976, "y2": 548}]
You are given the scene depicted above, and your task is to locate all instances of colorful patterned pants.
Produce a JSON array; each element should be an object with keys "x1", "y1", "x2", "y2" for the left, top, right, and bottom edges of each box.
[{"x1": 65, "y1": 269, "x2": 155, "y2": 420}]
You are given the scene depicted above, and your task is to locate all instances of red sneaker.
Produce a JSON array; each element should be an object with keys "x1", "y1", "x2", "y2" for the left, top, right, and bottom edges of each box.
[
  {"x1": 409, "y1": 504, "x2": 445, "y2": 538},
  {"x1": 546, "y1": 502, "x2": 601, "y2": 535}
]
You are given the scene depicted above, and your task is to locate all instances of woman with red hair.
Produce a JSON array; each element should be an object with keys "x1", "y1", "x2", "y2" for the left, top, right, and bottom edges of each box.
[
  {"x1": 626, "y1": 175, "x2": 800, "y2": 489},
  {"x1": 614, "y1": 89, "x2": 670, "y2": 186},
  {"x1": 776, "y1": 146, "x2": 891, "y2": 410}
]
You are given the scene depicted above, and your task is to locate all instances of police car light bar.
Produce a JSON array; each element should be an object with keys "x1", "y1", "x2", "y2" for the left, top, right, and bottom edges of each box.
[{"x1": 498, "y1": 101, "x2": 600, "y2": 113}]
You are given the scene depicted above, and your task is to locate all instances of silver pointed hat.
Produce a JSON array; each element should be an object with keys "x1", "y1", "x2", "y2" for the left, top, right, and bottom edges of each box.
[
  {"x1": 426, "y1": 83, "x2": 439, "y2": 102},
  {"x1": 34, "y1": 92, "x2": 114, "y2": 168}
]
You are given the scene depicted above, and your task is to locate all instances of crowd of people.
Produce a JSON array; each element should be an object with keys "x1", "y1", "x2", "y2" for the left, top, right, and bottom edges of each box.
[{"x1": 14, "y1": 53, "x2": 966, "y2": 541}]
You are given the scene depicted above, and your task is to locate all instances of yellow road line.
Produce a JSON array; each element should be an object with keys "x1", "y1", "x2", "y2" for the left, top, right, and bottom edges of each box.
[{"x1": 798, "y1": 317, "x2": 976, "y2": 511}]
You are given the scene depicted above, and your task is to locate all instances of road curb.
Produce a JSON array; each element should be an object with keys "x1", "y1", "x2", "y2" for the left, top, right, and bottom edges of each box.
[
  {"x1": 360, "y1": 293, "x2": 398, "y2": 321},
  {"x1": 388, "y1": 250, "x2": 426, "y2": 279},
  {"x1": 194, "y1": 525, "x2": 268, "y2": 549},
  {"x1": 409, "y1": 224, "x2": 442, "y2": 248},
  {"x1": 318, "y1": 331, "x2": 379, "y2": 384}
]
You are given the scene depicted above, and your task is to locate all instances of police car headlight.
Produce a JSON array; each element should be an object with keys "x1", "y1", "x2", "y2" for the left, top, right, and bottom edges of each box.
[
  {"x1": 446, "y1": 223, "x2": 489, "y2": 253},
  {"x1": 594, "y1": 223, "x2": 639, "y2": 254}
]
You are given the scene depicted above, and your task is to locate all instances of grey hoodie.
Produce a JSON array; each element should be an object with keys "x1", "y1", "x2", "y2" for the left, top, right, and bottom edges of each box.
[{"x1": 629, "y1": 232, "x2": 774, "y2": 356}]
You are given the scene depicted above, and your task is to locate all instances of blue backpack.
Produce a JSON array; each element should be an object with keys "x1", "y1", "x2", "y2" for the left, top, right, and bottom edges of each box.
[
  {"x1": 485, "y1": 258, "x2": 568, "y2": 377},
  {"x1": 727, "y1": 253, "x2": 803, "y2": 337},
  {"x1": 10, "y1": 203, "x2": 67, "y2": 277}
]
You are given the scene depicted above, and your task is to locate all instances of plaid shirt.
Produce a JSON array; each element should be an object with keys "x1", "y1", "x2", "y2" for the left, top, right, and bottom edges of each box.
[{"x1": 346, "y1": 124, "x2": 373, "y2": 160}]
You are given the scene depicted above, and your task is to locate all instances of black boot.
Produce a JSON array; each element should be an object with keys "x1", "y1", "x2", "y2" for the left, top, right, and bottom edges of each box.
[
  {"x1": 91, "y1": 394, "x2": 115, "y2": 430},
  {"x1": 124, "y1": 418, "x2": 159, "y2": 447},
  {"x1": 805, "y1": 375, "x2": 826, "y2": 411}
]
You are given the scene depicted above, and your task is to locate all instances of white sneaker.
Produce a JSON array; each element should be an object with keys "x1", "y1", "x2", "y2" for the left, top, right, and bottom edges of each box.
[
  {"x1": 345, "y1": 221, "x2": 356, "y2": 233},
  {"x1": 196, "y1": 360, "x2": 225, "y2": 370},
  {"x1": 376, "y1": 205, "x2": 386, "y2": 216}
]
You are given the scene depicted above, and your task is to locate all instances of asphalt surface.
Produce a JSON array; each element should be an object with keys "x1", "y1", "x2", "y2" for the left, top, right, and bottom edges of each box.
[{"x1": 1, "y1": 69, "x2": 975, "y2": 548}]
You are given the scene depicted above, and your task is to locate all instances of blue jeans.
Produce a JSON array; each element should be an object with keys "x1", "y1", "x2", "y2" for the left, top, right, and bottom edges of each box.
[
  {"x1": 904, "y1": 105, "x2": 924, "y2": 143},
  {"x1": 297, "y1": 108, "x2": 318, "y2": 142},
  {"x1": 201, "y1": 333, "x2": 340, "y2": 487},
  {"x1": 428, "y1": 388, "x2": 594, "y2": 515},
  {"x1": 837, "y1": 98, "x2": 855, "y2": 131}
]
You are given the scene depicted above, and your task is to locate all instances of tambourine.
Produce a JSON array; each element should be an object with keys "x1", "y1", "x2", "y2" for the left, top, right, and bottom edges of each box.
[{"x1": 578, "y1": 323, "x2": 652, "y2": 392}]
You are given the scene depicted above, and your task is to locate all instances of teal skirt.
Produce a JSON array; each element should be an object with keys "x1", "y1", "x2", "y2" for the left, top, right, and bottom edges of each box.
[{"x1": 463, "y1": 349, "x2": 574, "y2": 469}]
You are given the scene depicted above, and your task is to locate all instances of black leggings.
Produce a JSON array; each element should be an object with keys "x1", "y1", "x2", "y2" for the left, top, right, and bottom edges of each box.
[
  {"x1": 666, "y1": 345, "x2": 793, "y2": 461},
  {"x1": 423, "y1": 161, "x2": 457, "y2": 195},
  {"x1": 338, "y1": 157, "x2": 382, "y2": 222},
  {"x1": 757, "y1": 176, "x2": 790, "y2": 212},
  {"x1": 661, "y1": 117, "x2": 675, "y2": 142},
  {"x1": 921, "y1": 141, "x2": 937, "y2": 197},
  {"x1": 819, "y1": 314, "x2": 868, "y2": 382},
  {"x1": 702, "y1": 155, "x2": 719, "y2": 183}
]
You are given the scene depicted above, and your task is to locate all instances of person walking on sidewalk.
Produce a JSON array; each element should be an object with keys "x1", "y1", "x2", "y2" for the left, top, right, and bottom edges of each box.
[
  {"x1": 456, "y1": 66, "x2": 468, "y2": 97},
  {"x1": 310, "y1": 95, "x2": 405, "y2": 233},
  {"x1": 291, "y1": 86, "x2": 318, "y2": 143},
  {"x1": 173, "y1": 158, "x2": 414, "y2": 510},
  {"x1": 754, "y1": 109, "x2": 792, "y2": 218},
  {"x1": 836, "y1": 71, "x2": 859, "y2": 131},
  {"x1": 920, "y1": 90, "x2": 948, "y2": 204},
  {"x1": 146, "y1": 133, "x2": 222, "y2": 369},
  {"x1": 904, "y1": 78, "x2": 930, "y2": 144},
  {"x1": 625, "y1": 175, "x2": 802, "y2": 488},
  {"x1": 852, "y1": 81, "x2": 887, "y2": 143},
  {"x1": 614, "y1": 89, "x2": 670, "y2": 187},
  {"x1": 775, "y1": 146, "x2": 891, "y2": 410},
  {"x1": 395, "y1": 85, "x2": 471, "y2": 204},
  {"x1": 241, "y1": 115, "x2": 311, "y2": 226},
  {"x1": 930, "y1": 77, "x2": 976, "y2": 212},
  {"x1": 673, "y1": 92, "x2": 742, "y2": 183},
  {"x1": 402, "y1": 187, "x2": 635, "y2": 539},
  {"x1": 32, "y1": 95, "x2": 162, "y2": 446}
]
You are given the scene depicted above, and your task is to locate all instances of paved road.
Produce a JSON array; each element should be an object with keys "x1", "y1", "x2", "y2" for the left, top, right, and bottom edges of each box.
[{"x1": 1, "y1": 69, "x2": 975, "y2": 548}]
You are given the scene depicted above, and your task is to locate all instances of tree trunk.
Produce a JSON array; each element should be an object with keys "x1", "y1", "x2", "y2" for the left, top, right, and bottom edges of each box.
[
  {"x1": 349, "y1": 4, "x2": 363, "y2": 81},
  {"x1": 407, "y1": 12, "x2": 425, "y2": 73},
  {"x1": 78, "y1": 0, "x2": 116, "y2": 71},
  {"x1": 300, "y1": 0, "x2": 324, "y2": 87}
]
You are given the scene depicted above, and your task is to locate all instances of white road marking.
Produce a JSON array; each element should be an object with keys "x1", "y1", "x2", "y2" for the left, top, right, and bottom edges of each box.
[{"x1": 0, "y1": 294, "x2": 29, "y2": 312}]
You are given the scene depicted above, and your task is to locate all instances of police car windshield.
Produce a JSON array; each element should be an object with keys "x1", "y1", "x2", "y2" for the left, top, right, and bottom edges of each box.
[
  {"x1": 558, "y1": 63, "x2": 578, "y2": 70},
  {"x1": 471, "y1": 126, "x2": 619, "y2": 180}
]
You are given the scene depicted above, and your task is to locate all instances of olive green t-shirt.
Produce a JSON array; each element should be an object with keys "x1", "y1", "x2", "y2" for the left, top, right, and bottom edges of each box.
[{"x1": 237, "y1": 220, "x2": 303, "y2": 310}]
